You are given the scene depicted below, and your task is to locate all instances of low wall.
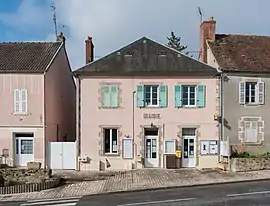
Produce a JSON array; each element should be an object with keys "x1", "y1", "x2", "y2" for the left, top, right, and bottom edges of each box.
[
  {"x1": 0, "y1": 168, "x2": 51, "y2": 186},
  {"x1": 0, "y1": 177, "x2": 60, "y2": 195},
  {"x1": 230, "y1": 157, "x2": 270, "y2": 172}
]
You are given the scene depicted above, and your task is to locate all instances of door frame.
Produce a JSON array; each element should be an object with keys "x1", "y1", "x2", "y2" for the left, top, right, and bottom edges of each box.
[
  {"x1": 14, "y1": 135, "x2": 34, "y2": 167},
  {"x1": 144, "y1": 135, "x2": 159, "y2": 168},
  {"x1": 182, "y1": 135, "x2": 196, "y2": 168}
]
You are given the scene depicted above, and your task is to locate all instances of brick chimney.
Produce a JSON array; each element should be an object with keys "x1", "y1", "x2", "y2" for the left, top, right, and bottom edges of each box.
[
  {"x1": 57, "y1": 32, "x2": 66, "y2": 42},
  {"x1": 85, "y1": 36, "x2": 94, "y2": 64},
  {"x1": 199, "y1": 16, "x2": 216, "y2": 63}
]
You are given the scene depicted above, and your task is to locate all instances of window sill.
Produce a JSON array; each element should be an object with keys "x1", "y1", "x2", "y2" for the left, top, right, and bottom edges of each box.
[
  {"x1": 12, "y1": 112, "x2": 30, "y2": 116},
  {"x1": 104, "y1": 153, "x2": 120, "y2": 157},
  {"x1": 99, "y1": 106, "x2": 122, "y2": 109},
  {"x1": 243, "y1": 142, "x2": 262, "y2": 146},
  {"x1": 243, "y1": 103, "x2": 262, "y2": 107}
]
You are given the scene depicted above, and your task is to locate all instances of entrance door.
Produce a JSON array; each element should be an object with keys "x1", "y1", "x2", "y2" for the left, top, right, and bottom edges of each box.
[
  {"x1": 145, "y1": 136, "x2": 158, "y2": 167},
  {"x1": 14, "y1": 134, "x2": 34, "y2": 166},
  {"x1": 182, "y1": 136, "x2": 196, "y2": 167}
]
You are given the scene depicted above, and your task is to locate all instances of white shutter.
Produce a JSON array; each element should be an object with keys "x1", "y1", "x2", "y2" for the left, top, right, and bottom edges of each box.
[
  {"x1": 13, "y1": 89, "x2": 20, "y2": 113},
  {"x1": 239, "y1": 81, "x2": 245, "y2": 105},
  {"x1": 21, "y1": 89, "x2": 28, "y2": 113},
  {"x1": 258, "y1": 80, "x2": 264, "y2": 105}
]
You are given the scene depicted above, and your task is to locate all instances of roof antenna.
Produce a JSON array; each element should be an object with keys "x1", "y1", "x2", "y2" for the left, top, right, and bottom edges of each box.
[
  {"x1": 50, "y1": 4, "x2": 58, "y2": 40},
  {"x1": 198, "y1": 6, "x2": 203, "y2": 24}
]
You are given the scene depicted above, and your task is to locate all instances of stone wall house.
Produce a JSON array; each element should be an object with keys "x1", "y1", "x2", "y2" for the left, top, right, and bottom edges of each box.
[{"x1": 200, "y1": 17, "x2": 270, "y2": 154}]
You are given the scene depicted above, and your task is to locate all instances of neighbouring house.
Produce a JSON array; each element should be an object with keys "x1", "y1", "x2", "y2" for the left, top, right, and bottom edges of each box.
[
  {"x1": 200, "y1": 17, "x2": 269, "y2": 155},
  {"x1": 74, "y1": 36, "x2": 221, "y2": 171},
  {"x1": 0, "y1": 33, "x2": 76, "y2": 168}
]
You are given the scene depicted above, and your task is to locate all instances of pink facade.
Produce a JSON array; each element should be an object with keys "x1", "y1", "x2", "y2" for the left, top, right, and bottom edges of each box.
[
  {"x1": 0, "y1": 45, "x2": 76, "y2": 168},
  {"x1": 78, "y1": 77, "x2": 220, "y2": 171}
]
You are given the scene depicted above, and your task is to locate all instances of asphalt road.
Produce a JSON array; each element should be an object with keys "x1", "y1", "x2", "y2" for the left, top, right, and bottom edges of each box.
[{"x1": 3, "y1": 180, "x2": 270, "y2": 205}]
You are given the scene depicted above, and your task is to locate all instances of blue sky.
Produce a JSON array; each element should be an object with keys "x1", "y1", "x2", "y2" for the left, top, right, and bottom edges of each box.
[{"x1": 0, "y1": 0, "x2": 270, "y2": 70}]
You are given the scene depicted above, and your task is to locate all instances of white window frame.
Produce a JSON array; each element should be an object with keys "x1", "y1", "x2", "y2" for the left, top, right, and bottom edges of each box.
[
  {"x1": 144, "y1": 85, "x2": 159, "y2": 107},
  {"x1": 14, "y1": 89, "x2": 28, "y2": 114},
  {"x1": 244, "y1": 121, "x2": 258, "y2": 143},
  {"x1": 182, "y1": 85, "x2": 197, "y2": 107},
  {"x1": 245, "y1": 82, "x2": 257, "y2": 104},
  {"x1": 163, "y1": 139, "x2": 176, "y2": 154},
  {"x1": 104, "y1": 128, "x2": 118, "y2": 154}
]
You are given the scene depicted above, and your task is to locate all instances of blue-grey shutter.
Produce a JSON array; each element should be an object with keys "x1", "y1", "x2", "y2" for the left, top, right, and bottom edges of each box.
[
  {"x1": 136, "y1": 85, "x2": 145, "y2": 107},
  {"x1": 110, "y1": 85, "x2": 119, "y2": 107},
  {"x1": 174, "y1": 84, "x2": 182, "y2": 107},
  {"x1": 102, "y1": 85, "x2": 111, "y2": 107},
  {"x1": 159, "y1": 85, "x2": 167, "y2": 107},
  {"x1": 197, "y1": 84, "x2": 206, "y2": 108}
]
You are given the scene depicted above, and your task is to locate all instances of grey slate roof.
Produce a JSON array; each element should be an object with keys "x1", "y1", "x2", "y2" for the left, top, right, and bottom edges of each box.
[
  {"x1": 74, "y1": 37, "x2": 218, "y2": 76},
  {"x1": 0, "y1": 42, "x2": 62, "y2": 73}
]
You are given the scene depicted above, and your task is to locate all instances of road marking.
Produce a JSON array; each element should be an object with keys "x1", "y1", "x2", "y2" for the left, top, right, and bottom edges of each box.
[
  {"x1": 20, "y1": 198, "x2": 80, "y2": 206},
  {"x1": 26, "y1": 196, "x2": 82, "y2": 203},
  {"x1": 227, "y1": 190, "x2": 270, "y2": 197},
  {"x1": 117, "y1": 198, "x2": 196, "y2": 206}
]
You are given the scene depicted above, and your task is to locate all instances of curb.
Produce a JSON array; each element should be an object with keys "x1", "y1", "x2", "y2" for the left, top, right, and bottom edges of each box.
[{"x1": 84, "y1": 177, "x2": 270, "y2": 197}]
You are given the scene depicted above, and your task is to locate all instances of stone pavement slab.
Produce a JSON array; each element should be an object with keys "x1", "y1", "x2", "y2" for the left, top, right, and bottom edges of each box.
[{"x1": 1, "y1": 168, "x2": 270, "y2": 202}]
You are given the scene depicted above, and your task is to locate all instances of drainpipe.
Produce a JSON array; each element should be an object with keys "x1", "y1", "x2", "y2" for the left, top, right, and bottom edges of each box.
[
  {"x1": 132, "y1": 91, "x2": 136, "y2": 169},
  {"x1": 76, "y1": 75, "x2": 81, "y2": 170},
  {"x1": 219, "y1": 72, "x2": 225, "y2": 163}
]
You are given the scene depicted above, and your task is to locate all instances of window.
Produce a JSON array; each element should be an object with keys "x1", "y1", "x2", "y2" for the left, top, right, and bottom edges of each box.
[
  {"x1": 104, "y1": 128, "x2": 118, "y2": 154},
  {"x1": 164, "y1": 140, "x2": 176, "y2": 154},
  {"x1": 101, "y1": 84, "x2": 119, "y2": 108},
  {"x1": 182, "y1": 85, "x2": 196, "y2": 106},
  {"x1": 245, "y1": 121, "x2": 258, "y2": 143},
  {"x1": 14, "y1": 89, "x2": 28, "y2": 114},
  {"x1": 136, "y1": 84, "x2": 167, "y2": 108},
  {"x1": 239, "y1": 80, "x2": 264, "y2": 105},
  {"x1": 174, "y1": 84, "x2": 206, "y2": 108},
  {"x1": 245, "y1": 82, "x2": 256, "y2": 104},
  {"x1": 144, "y1": 85, "x2": 159, "y2": 106}
]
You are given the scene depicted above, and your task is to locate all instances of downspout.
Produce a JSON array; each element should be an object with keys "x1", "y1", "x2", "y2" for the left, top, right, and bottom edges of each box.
[
  {"x1": 219, "y1": 72, "x2": 225, "y2": 163},
  {"x1": 76, "y1": 75, "x2": 81, "y2": 170},
  {"x1": 132, "y1": 91, "x2": 136, "y2": 169}
]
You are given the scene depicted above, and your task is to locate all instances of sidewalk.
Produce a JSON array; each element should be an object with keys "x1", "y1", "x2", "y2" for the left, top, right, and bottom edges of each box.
[{"x1": 1, "y1": 168, "x2": 270, "y2": 202}]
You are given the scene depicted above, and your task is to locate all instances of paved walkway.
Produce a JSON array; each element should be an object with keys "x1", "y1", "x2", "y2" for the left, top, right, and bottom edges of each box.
[{"x1": 1, "y1": 169, "x2": 270, "y2": 202}]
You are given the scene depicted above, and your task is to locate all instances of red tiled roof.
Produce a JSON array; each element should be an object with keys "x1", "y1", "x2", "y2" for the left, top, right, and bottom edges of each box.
[
  {"x1": 0, "y1": 42, "x2": 62, "y2": 73},
  {"x1": 208, "y1": 34, "x2": 270, "y2": 72}
]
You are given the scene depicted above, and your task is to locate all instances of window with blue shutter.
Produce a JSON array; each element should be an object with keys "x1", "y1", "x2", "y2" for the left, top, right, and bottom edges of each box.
[
  {"x1": 136, "y1": 85, "x2": 145, "y2": 107},
  {"x1": 110, "y1": 85, "x2": 119, "y2": 107},
  {"x1": 159, "y1": 85, "x2": 167, "y2": 107},
  {"x1": 197, "y1": 84, "x2": 206, "y2": 108},
  {"x1": 174, "y1": 84, "x2": 182, "y2": 107},
  {"x1": 102, "y1": 85, "x2": 111, "y2": 107}
]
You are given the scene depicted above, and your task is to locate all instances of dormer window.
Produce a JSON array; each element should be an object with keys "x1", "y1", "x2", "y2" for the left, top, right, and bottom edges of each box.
[{"x1": 158, "y1": 50, "x2": 166, "y2": 56}]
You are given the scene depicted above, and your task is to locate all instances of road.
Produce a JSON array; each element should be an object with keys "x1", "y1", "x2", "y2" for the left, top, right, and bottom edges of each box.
[{"x1": 3, "y1": 180, "x2": 270, "y2": 205}]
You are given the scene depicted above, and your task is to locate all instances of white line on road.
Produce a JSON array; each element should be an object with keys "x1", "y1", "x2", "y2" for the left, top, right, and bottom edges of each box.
[
  {"x1": 20, "y1": 199, "x2": 79, "y2": 206},
  {"x1": 26, "y1": 196, "x2": 82, "y2": 203},
  {"x1": 117, "y1": 198, "x2": 197, "y2": 206},
  {"x1": 227, "y1": 190, "x2": 270, "y2": 197}
]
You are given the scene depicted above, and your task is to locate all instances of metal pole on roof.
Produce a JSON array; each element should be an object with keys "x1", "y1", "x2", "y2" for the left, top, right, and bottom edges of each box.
[
  {"x1": 198, "y1": 6, "x2": 203, "y2": 24},
  {"x1": 51, "y1": 4, "x2": 58, "y2": 40}
]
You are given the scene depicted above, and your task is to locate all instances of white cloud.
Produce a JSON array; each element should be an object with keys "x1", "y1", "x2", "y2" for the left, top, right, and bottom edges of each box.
[{"x1": 1, "y1": 0, "x2": 270, "y2": 70}]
